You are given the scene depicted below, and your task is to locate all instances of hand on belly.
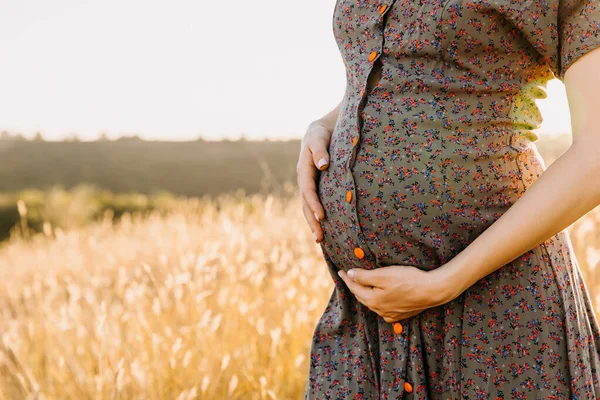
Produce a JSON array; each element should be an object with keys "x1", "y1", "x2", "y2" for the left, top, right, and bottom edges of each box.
[{"x1": 336, "y1": 262, "x2": 460, "y2": 322}]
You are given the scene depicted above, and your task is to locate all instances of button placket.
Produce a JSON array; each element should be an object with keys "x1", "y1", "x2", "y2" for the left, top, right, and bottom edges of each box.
[
  {"x1": 349, "y1": 1, "x2": 394, "y2": 170},
  {"x1": 346, "y1": 1, "x2": 397, "y2": 266},
  {"x1": 345, "y1": 1, "x2": 394, "y2": 268}
]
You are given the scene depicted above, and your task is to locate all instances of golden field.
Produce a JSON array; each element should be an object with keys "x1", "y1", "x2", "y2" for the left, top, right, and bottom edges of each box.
[{"x1": 1, "y1": 187, "x2": 600, "y2": 399}]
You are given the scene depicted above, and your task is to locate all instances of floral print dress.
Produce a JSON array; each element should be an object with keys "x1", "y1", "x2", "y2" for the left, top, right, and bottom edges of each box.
[{"x1": 305, "y1": 0, "x2": 600, "y2": 398}]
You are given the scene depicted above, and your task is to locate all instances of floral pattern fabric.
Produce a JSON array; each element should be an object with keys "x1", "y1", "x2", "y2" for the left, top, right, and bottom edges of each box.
[{"x1": 305, "y1": 0, "x2": 600, "y2": 398}]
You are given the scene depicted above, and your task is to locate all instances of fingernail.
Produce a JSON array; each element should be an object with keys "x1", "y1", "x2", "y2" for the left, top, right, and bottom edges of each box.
[
  {"x1": 337, "y1": 270, "x2": 342, "y2": 277},
  {"x1": 317, "y1": 158, "x2": 328, "y2": 169},
  {"x1": 314, "y1": 212, "x2": 320, "y2": 222},
  {"x1": 348, "y1": 269, "x2": 355, "y2": 280},
  {"x1": 313, "y1": 231, "x2": 317, "y2": 241}
]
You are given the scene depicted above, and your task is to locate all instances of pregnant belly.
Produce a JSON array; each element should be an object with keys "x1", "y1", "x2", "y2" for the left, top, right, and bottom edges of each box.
[{"x1": 317, "y1": 112, "x2": 545, "y2": 271}]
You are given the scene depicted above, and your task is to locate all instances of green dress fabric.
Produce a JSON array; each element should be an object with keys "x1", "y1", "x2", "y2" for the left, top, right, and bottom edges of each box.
[{"x1": 305, "y1": 0, "x2": 600, "y2": 398}]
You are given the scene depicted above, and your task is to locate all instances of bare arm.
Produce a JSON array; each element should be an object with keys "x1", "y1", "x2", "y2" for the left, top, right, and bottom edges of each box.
[
  {"x1": 438, "y1": 48, "x2": 600, "y2": 302},
  {"x1": 297, "y1": 96, "x2": 344, "y2": 243}
]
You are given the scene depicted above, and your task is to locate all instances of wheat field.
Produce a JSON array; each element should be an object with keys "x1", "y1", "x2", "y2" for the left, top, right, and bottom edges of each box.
[{"x1": 1, "y1": 189, "x2": 599, "y2": 399}]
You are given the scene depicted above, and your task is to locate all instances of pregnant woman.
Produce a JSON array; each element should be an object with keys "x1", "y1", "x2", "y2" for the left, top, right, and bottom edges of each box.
[{"x1": 297, "y1": 0, "x2": 600, "y2": 398}]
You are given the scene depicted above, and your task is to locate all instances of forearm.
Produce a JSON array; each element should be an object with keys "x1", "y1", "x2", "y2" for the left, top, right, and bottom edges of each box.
[{"x1": 440, "y1": 140, "x2": 600, "y2": 300}]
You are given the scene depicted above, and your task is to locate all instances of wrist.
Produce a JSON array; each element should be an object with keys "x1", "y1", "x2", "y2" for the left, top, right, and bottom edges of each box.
[
  {"x1": 308, "y1": 119, "x2": 334, "y2": 135},
  {"x1": 430, "y1": 258, "x2": 471, "y2": 304}
]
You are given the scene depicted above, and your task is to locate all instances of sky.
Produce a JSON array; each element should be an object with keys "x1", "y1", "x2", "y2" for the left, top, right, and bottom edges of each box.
[{"x1": 0, "y1": 0, "x2": 573, "y2": 141}]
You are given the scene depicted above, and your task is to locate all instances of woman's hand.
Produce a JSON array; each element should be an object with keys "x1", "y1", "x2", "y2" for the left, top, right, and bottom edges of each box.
[
  {"x1": 297, "y1": 120, "x2": 333, "y2": 243},
  {"x1": 337, "y1": 263, "x2": 460, "y2": 323}
]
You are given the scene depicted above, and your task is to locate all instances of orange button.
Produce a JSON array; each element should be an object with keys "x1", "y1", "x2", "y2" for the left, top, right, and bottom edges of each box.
[
  {"x1": 379, "y1": 4, "x2": 387, "y2": 14},
  {"x1": 346, "y1": 190, "x2": 353, "y2": 203},
  {"x1": 352, "y1": 136, "x2": 359, "y2": 146},
  {"x1": 393, "y1": 322, "x2": 403, "y2": 334},
  {"x1": 368, "y1": 51, "x2": 378, "y2": 62},
  {"x1": 354, "y1": 247, "x2": 365, "y2": 259},
  {"x1": 404, "y1": 382, "x2": 413, "y2": 393}
]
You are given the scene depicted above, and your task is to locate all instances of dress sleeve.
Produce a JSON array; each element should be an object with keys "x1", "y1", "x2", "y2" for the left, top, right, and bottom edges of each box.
[{"x1": 555, "y1": 0, "x2": 600, "y2": 80}]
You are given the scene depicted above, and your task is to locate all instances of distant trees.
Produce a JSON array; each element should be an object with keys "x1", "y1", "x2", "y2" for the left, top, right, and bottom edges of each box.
[
  {"x1": 115, "y1": 134, "x2": 142, "y2": 141},
  {"x1": 64, "y1": 134, "x2": 81, "y2": 142},
  {"x1": 0, "y1": 131, "x2": 26, "y2": 141}
]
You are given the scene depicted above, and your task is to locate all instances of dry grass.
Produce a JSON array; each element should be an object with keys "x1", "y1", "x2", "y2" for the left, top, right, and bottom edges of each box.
[
  {"x1": 0, "y1": 192, "x2": 332, "y2": 400},
  {"x1": 0, "y1": 191, "x2": 599, "y2": 399}
]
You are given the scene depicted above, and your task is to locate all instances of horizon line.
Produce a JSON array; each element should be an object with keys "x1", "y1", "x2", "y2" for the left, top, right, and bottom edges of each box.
[{"x1": 0, "y1": 131, "x2": 573, "y2": 143}]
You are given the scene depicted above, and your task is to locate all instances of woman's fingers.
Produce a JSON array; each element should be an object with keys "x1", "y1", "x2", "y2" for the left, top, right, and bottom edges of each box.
[
  {"x1": 337, "y1": 269, "x2": 374, "y2": 304},
  {"x1": 310, "y1": 129, "x2": 331, "y2": 172},
  {"x1": 297, "y1": 148, "x2": 325, "y2": 222},
  {"x1": 298, "y1": 161, "x2": 325, "y2": 221},
  {"x1": 382, "y1": 310, "x2": 423, "y2": 323},
  {"x1": 302, "y1": 196, "x2": 323, "y2": 242},
  {"x1": 297, "y1": 123, "x2": 333, "y2": 243},
  {"x1": 297, "y1": 150, "x2": 325, "y2": 242}
]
